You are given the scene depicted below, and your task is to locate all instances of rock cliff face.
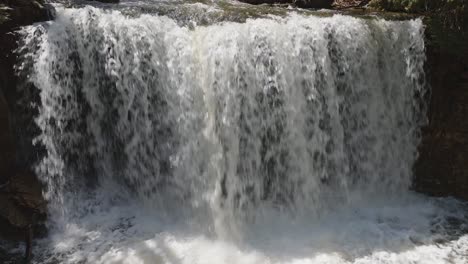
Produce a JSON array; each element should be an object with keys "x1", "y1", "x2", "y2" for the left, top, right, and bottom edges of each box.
[
  {"x1": 369, "y1": 0, "x2": 466, "y2": 14},
  {"x1": 0, "y1": 0, "x2": 50, "y2": 181},
  {"x1": 413, "y1": 14, "x2": 468, "y2": 200},
  {"x1": 0, "y1": 0, "x2": 51, "y2": 242}
]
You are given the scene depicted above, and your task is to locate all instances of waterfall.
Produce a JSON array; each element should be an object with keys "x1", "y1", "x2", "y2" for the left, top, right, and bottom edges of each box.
[{"x1": 15, "y1": 4, "x2": 468, "y2": 264}]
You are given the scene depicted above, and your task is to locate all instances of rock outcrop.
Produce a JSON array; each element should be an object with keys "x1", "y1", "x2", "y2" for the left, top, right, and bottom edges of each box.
[
  {"x1": 413, "y1": 13, "x2": 468, "y2": 200},
  {"x1": 0, "y1": 0, "x2": 51, "y2": 256},
  {"x1": 333, "y1": 0, "x2": 369, "y2": 8},
  {"x1": 369, "y1": 0, "x2": 466, "y2": 13}
]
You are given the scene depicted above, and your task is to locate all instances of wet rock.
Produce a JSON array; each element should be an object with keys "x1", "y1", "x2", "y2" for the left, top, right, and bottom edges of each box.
[
  {"x1": 369, "y1": 0, "x2": 466, "y2": 13},
  {"x1": 295, "y1": 0, "x2": 333, "y2": 8},
  {"x1": 413, "y1": 15, "x2": 468, "y2": 200},
  {"x1": 9, "y1": 172, "x2": 46, "y2": 215},
  {"x1": 238, "y1": 0, "x2": 333, "y2": 8},
  {"x1": 0, "y1": 193, "x2": 30, "y2": 231},
  {"x1": 0, "y1": 0, "x2": 51, "y2": 249},
  {"x1": 0, "y1": 0, "x2": 51, "y2": 180},
  {"x1": 0, "y1": 171, "x2": 46, "y2": 236},
  {"x1": 0, "y1": 0, "x2": 51, "y2": 31},
  {"x1": 0, "y1": 171, "x2": 47, "y2": 263},
  {"x1": 332, "y1": 0, "x2": 369, "y2": 9},
  {"x1": 0, "y1": 88, "x2": 14, "y2": 185},
  {"x1": 238, "y1": 0, "x2": 290, "y2": 5}
]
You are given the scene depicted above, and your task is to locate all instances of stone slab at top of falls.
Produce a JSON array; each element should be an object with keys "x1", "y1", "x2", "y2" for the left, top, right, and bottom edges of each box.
[{"x1": 61, "y1": 0, "x2": 421, "y2": 26}]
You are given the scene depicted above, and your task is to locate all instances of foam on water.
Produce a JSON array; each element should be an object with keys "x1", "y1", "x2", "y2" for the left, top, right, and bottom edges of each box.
[
  {"x1": 33, "y1": 195, "x2": 468, "y2": 263},
  {"x1": 15, "y1": 5, "x2": 468, "y2": 263}
]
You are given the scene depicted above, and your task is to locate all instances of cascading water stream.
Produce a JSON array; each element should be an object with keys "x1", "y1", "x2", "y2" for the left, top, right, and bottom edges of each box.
[{"x1": 12, "y1": 2, "x2": 468, "y2": 263}]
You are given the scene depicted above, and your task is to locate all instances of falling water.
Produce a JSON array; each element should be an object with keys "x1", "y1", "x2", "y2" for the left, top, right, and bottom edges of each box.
[{"x1": 14, "y1": 3, "x2": 468, "y2": 263}]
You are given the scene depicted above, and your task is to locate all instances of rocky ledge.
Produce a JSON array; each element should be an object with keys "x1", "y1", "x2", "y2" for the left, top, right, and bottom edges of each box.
[{"x1": 236, "y1": 0, "x2": 371, "y2": 8}]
